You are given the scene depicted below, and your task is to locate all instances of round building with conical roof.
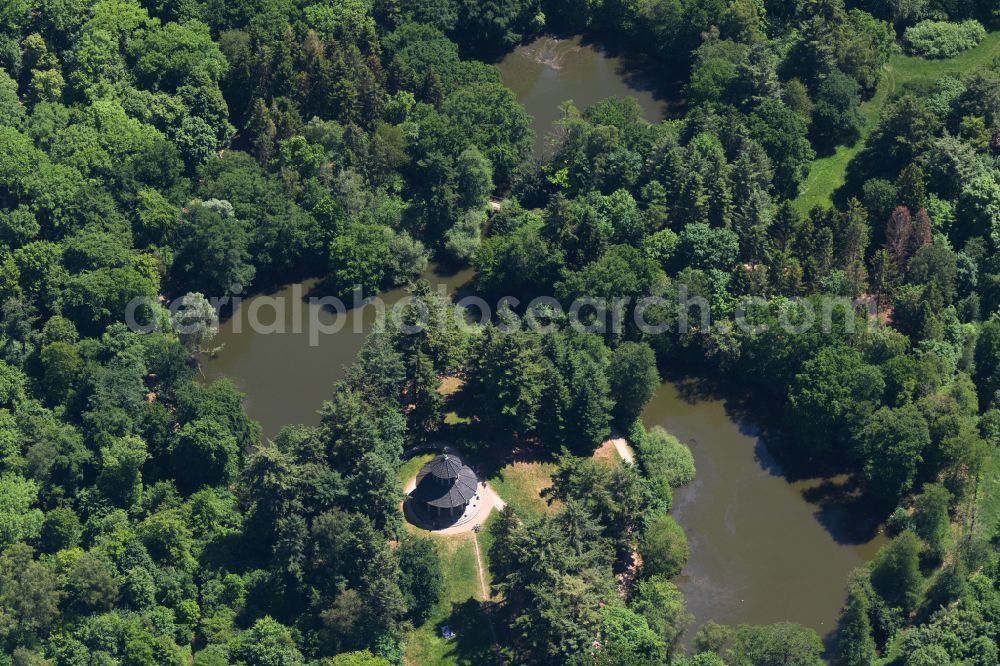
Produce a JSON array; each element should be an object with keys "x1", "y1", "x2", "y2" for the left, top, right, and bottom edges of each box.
[{"x1": 411, "y1": 453, "x2": 479, "y2": 519}]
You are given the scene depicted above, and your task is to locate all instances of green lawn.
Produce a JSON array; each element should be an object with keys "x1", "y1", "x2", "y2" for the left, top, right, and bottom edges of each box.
[
  {"x1": 401, "y1": 444, "x2": 626, "y2": 663},
  {"x1": 444, "y1": 411, "x2": 472, "y2": 425},
  {"x1": 403, "y1": 514, "x2": 499, "y2": 665},
  {"x1": 398, "y1": 453, "x2": 436, "y2": 486},
  {"x1": 793, "y1": 31, "x2": 1000, "y2": 213},
  {"x1": 973, "y1": 447, "x2": 1000, "y2": 542},
  {"x1": 488, "y1": 461, "x2": 559, "y2": 521}
]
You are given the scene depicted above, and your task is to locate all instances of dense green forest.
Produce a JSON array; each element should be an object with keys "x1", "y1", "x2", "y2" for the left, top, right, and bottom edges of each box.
[{"x1": 0, "y1": 0, "x2": 998, "y2": 664}]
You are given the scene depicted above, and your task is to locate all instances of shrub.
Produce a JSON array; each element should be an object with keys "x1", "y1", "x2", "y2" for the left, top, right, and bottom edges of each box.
[
  {"x1": 911, "y1": 483, "x2": 951, "y2": 563},
  {"x1": 885, "y1": 506, "x2": 912, "y2": 536},
  {"x1": 643, "y1": 427, "x2": 696, "y2": 489},
  {"x1": 640, "y1": 513, "x2": 690, "y2": 578},
  {"x1": 903, "y1": 20, "x2": 986, "y2": 59},
  {"x1": 871, "y1": 531, "x2": 924, "y2": 612},
  {"x1": 630, "y1": 423, "x2": 696, "y2": 510}
]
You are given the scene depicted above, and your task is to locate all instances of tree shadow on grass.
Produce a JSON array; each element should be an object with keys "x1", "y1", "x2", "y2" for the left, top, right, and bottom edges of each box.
[
  {"x1": 435, "y1": 380, "x2": 562, "y2": 481},
  {"x1": 439, "y1": 599, "x2": 501, "y2": 665}
]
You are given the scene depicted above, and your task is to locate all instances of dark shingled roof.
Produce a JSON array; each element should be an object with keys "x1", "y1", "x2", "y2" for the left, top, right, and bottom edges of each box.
[
  {"x1": 413, "y1": 454, "x2": 478, "y2": 509},
  {"x1": 418, "y1": 453, "x2": 466, "y2": 481}
]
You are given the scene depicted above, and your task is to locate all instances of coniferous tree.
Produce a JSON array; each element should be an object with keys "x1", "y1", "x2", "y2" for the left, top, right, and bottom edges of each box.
[
  {"x1": 405, "y1": 350, "x2": 443, "y2": 439},
  {"x1": 871, "y1": 531, "x2": 924, "y2": 613},
  {"x1": 834, "y1": 584, "x2": 877, "y2": 666},
  {"x1": 886, "y1": 206, "x2": 913, "y2": 270}
]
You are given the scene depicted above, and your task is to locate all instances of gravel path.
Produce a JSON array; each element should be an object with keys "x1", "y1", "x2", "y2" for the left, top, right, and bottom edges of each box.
[
  {"x1": 402, "y1": 477, "x2": 505, "y2": 535},
  {"x1": 608, "y1": 437, "x2": 636, "y2": 464}
]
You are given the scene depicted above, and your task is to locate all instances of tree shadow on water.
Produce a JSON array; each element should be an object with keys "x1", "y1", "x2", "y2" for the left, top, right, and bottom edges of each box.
[
  {"x1": 575, "y1": 33, "x2": 688, "y2": 111},
  {"x1": 657, "y1": 371, "x2": 886, "y2": 545},
  {"x1": 801, "y1": 477, "x2": 885, "y2": 545},
  {"x1": 822, "y1": 626, "x2": 842, "y2": 661},
  {"x1": 752, "y1": 441, "x2": 886, "y2": 546},
  {"x1": 665, "y1": 371, "x2": 722, "y2": 404},
  {"x1": 666, "y1": 372, "x2": 783, "y2": 428},
  {"x1": 752, "y1": 439, "x2": 786, "y2": 478}
]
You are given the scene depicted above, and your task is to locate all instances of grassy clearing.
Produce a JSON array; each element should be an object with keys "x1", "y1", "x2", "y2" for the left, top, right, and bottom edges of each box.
[
  {"x1": 402, "y1": 436, "x2": 626, "y2": 662},
  {"x1": 403, "y1": 513, "x2": 499, "y2": 666},
  {"x1": 475, "y1": 511, "x2": 497, "y2": 581},
  {"x1": 444, "y1": 411, "x2": 472, "y2": 425},
  {"x1": 438, "y1": 376, "x2": 465, "y2": 397},
  {"x1": 484, "y1": 442, "x2": 626, "y2": 521},
  {"x1": 793, "y1": 31, "x2": 1000, "y2": 213},
  {"x1": 488, "y1": 461, "x2": 559, "y2": 521},
  {"x1": 399, "y1": 446, "x2": 500, "y2": 665},
  {"x1": 439, "y1": 376, "x2": 474, "y2": 427},
  {"x1": 592, "y1": 438, "x2": 623, "y2": 466},
  {"x1": 398, "y1": 453, "x2": 436, "y2": 486},
  {"x1": 402, "y1": 441, "x2": 625, "y2": 662},
  {"x1": 973, "y1": 447, "x2": 1000, "y2": 541}
]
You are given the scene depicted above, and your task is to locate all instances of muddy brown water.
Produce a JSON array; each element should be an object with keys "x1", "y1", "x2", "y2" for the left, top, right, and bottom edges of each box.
[
  {"x1": 204, "y1": 40, "x2": 882, "y2": 641},
  {"x1": 203, "y1": 265, "x2": 473, "y2": 439},
  {"x1": 642, "y1": 382, "x2": 886, "y2": 638},
  {"x1": 207, "y1": 290, "x2": 884, "y2": 638},
  {"x1": 497, "y1": 35, "x2": 672, "y2": 155}
]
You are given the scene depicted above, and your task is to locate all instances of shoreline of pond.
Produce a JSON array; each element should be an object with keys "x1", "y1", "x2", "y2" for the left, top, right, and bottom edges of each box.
[
  {"x1": 497, "y1": 34, "x2": 685, "y2": 155},
  {"x1": 199, "y1": 39, "x2": 886, "y2": 644},
  {"x1": 202, "y1": 279, "x2": 886, "y2": 639},
  {"x1": 202, "y1": 264, "x2": 474, "y2": 439},
  {"x1": 642, "y1": 379, "x2": 887, "y2": 644}
]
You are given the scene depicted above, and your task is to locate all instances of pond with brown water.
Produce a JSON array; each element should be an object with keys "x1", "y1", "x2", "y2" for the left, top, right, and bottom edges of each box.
[
  {"x1": 204, "y1": 38, "x2": 882, "y2": 642},
  {"x1": 642, "y1": 382, "x2": 885, "y2": 638},
  {"x1": 497, "y1": 34, "x2": 677, "y2": 155}
]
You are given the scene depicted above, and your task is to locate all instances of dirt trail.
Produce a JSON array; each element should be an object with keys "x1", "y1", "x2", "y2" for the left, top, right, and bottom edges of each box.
[
  {"x1": 608, "y1": 437, "x2": 635, "y2": 464},
  {"x1": 472, "y1": 532, "x2": 500, "y2": 650},
  {"x1": 472, "y1": 533, "x2": 489, "y2": 600}
]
